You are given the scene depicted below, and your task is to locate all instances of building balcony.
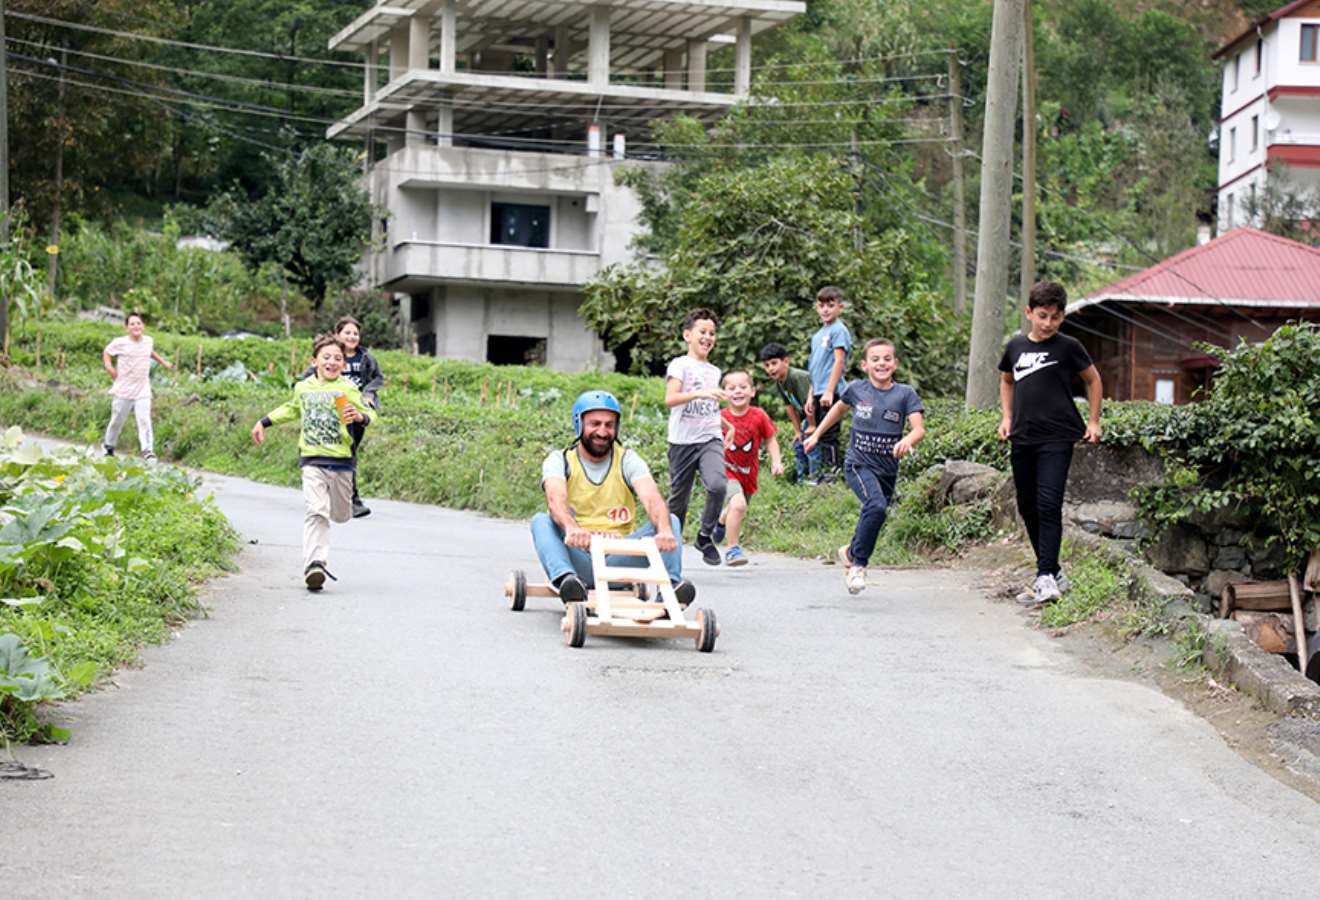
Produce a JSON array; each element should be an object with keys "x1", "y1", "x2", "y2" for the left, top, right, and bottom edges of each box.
[{"x1": 379, "y1": 239, "x2": 601, "y2": 292}]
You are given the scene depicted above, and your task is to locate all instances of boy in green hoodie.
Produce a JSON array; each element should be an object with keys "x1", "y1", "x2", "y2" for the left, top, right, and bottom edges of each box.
[{"x1": 251, "y1": 333, "x2": 376, "y2": 591}]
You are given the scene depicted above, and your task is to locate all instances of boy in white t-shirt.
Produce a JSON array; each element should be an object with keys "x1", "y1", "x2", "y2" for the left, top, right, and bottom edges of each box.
[
  {"x1": 664, "y1": 308, "x2": 734, "y2": 566},
  {"x1": 101, "y1": 312, "x2": 173, "y2": 460}
]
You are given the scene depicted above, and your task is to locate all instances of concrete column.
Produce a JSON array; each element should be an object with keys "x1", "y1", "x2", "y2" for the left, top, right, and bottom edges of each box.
[
  {"x1": 364, "y1": 39, "x2": 378, "y2": 102},
  {"x1": 535, "y1": 37, "x2": 549, "y2": 75},
  {"x1": 663, "y1": 48, "x2": 683, "y2": 90},
  {"x1": 735, "y1": 16, "x2": 752, "y2": 96},
  {"x1": 436, "y1": 101, "x2": 453, "y2": 147},
  {"x1": 389, "y1": 25, "x2": 409, "y2": 80},
  {"x1": 588, "y1": 5, "x2": 611, "y2": 88},
  {"x1": 409, "y1": 14, "x2": 430, "y2": 70},
  {"x1": 439, "y1": 0, "x2": 457, "y2": 74},
  {"x1": 552, "y1": 26, "x2": 572, "y2": 78},
  {"x1": 687, "y1": 40, "x2": 707, "y2": 92},
  {"x1": 406, "y1": 108, "x2": 427, "y2": 147}
]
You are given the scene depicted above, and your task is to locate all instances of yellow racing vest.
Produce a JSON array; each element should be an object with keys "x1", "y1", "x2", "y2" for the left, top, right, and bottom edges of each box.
[{"x1": 564, "y1": 445, "x2": 637, "y2": 537}]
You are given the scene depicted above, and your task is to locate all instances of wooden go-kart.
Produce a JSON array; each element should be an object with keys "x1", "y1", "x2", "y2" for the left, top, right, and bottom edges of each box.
[{"x1": 504, "y1": 535, "x2": 718, "y2": 652}]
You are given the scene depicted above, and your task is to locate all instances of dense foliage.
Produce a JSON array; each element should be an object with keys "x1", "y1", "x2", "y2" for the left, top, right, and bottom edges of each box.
[{"x1": 0, "y1": 429, "x2": 237, "y2": 741}]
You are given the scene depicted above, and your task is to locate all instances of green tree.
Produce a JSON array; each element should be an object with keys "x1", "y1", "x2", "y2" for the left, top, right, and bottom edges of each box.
[
  {"x1": 583, "y1": 154, "x2": 966, "y2": 397},
  {"x1": 205, "y1": 143, "x2": 375, "y2": 307}
]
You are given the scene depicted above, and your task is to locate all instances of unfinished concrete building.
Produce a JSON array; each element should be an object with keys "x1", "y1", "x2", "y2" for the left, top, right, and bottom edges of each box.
[{"x1": 328, "y1": 0, "x2": 804, "y2": 370}]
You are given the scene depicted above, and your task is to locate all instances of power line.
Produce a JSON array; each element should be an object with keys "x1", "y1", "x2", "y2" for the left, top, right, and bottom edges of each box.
[{"x1": 9, "y1": 9, "x2": 960, "y2": 79}]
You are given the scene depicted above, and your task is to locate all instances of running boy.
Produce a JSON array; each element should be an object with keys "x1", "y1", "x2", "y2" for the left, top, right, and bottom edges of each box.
[
  {"x1": 805, "y1": 338, "x2": 925, "y2": 594},
  {"x1": 301, "y1": 316, "x2": 384, "y2": 518},
  {"x1": 712, "y1": 369, "x2": 784, "y2": 566},
  {"x1": 252, "y1": 333, "x2": 376, "y2": 591},
  {"x1": 758, "y1": 341, "x2": 820, "y2": 483},
  {"x1": 998, "y1": 281, "x2": 1103, "y2": 605},
  {"x1": 804, "y1": 286, "x2": 853, "y2": 479},
  {"x1": 665, "y1": 308, "x2": 734, "y2": 566},
  {"x1": 102, "y1": 311, "x2": 173, "y2": 460}
]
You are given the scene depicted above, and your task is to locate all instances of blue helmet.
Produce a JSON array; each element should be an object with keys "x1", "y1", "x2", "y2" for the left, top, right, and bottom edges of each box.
[{"x1": 572, "y1": 390, "x2": 622, "y2": 439}]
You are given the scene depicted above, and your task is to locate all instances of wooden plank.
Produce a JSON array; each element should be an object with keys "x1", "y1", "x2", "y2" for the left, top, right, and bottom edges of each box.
[
  {"x1": 587, "y1": 621, "x2": 700, "y2": 639},
  {"x1": 1305, "y1": 549, "x2": 1320, "y2": 593},
  {"x1": 1224, "y1": 581, "x2": 1293, "y2": 612}
]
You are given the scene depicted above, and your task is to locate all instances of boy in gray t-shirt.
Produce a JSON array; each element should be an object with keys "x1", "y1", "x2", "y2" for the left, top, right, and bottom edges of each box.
[
  {"x1": 806, "y1": 338, "x2": 926, "y2": 595},
  {"x1": 664, "y1": 308, "x2": 734, "y2": 566}
]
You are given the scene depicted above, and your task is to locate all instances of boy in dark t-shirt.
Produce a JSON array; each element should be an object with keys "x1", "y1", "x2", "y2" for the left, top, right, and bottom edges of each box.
[
  {"x1": 998, "y1": 281, "x2": 1103, "y2": 606},
  {"x1": 805, "y1": 338, "x2": 925, "y2": 595}
]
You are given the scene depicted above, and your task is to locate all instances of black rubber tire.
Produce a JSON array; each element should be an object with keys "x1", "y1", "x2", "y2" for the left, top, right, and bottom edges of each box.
[
  {"x1": 510, "y1": 570, "x2": 527, "y2": 612},
  {"x1": 565, "y1": 601, "x2": 589, "y2": 648},
  {"x1": 695, "y1": 608, "x2": 718, "y2": 653}
]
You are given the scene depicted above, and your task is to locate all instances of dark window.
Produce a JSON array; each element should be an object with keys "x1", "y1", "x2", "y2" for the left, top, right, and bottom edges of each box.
[
  {"x1": 417, "y1": 332, "x2": 437, "y2": 356},
  {"x1": 1232, "y1": 52, "x2": 1240, "y2": 89},
  {"x1": 487, "y1": 335, "x2": 547, "y2": 366},
  {"x1": 410, "y1": 293, "x2": 431, "y2": 322},
  {"x1": 1255, "y1": 37, "x2": 1263, "y2": 75},
  {"x1": 1251, "y1": 114, "x2": 1259, "y2": 150},
  {"x1": 1303, "y1": 24, "x2": 1318, "y2": 62},
  {"x1": 491, "y1": 203, "x2": 550, "y2": 248}
]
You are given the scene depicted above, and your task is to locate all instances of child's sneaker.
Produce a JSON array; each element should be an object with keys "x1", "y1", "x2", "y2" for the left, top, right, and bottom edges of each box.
[
  {"x1": 304, "y1": 561, "x2": 336, "y2": 592},
  {"x1": 725, "y1": 546, "x2": 748, "y2": 567},
  {"x1": 695, "y1": 532, "x2": 721, "y2": 566},
  {"x1": 142, "y1": 451, "x2": 157, "y2": 462},
  {"x1": 1032, "y1": 573, "x2": 1062, "y2": 605},
  {"x1": 672, "y1": 579, "x2": 696, "y2": 607},
  {"x1": 102, "y1": 444, "x2": 115, "y2": 457},
  {"x1": 351, "y1": 498, "x2": 372, "y2": 518},
  {"x1": 711, "y1": 521, "x2": 726, "y2": 544},
  {"x1": 846, "y1": 566, "x2": 867, "y2": 595},
  {"x1": 1055, "y1": 571, "x2": 1071, "y2": 594}
]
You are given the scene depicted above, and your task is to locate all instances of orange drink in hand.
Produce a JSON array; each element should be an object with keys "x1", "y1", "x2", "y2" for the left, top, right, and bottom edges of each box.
[{"x1": 334, "y1": 394, "x2": 350, "y2": 423}]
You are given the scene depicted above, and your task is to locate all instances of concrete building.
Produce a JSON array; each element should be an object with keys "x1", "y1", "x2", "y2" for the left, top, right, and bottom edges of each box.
[
  {"x1": 1215, "y1": 0, "x2": 1320, "y2": 232},
  {"x1": 327, "y1": 0, "x2": 804, "y2": 370}
]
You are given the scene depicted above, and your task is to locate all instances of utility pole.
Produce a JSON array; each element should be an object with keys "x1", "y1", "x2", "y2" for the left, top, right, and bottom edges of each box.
[
  {"x1": 850, "y1": 128, "x2": 863, "y2": 253},
  {"x1": 1, "y1": 0, "x2": 10, "y2": 350},
  {"x1": 947, "y1": 50, "x2": 967, "y2": 314},
  {"x1": 1019, "y1": 0, "x2": 1037, "y2": 326},
  {"x1": 48, "y1": 47, "x2": 67, "y2": 301},
  {"x1": 965, "y1": 0, "x2": 1025, "y2": 409}
]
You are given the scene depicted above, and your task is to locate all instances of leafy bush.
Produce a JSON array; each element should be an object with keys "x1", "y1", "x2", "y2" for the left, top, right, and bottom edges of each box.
[
  {"x1": 0, "y1": 429, "x2": 237, "y2": 742},
  {"x1": 54, "y1": 216, "x2": 307, "y2": 336}
]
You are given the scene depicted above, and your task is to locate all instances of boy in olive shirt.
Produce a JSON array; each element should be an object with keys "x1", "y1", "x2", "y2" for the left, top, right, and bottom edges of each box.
[
  {"x1": 997, "y1": 281, "x2": 1103, "y2": 606},
  {"x1": 759, "y1": 342, "x2": 820, "y2": 483}
]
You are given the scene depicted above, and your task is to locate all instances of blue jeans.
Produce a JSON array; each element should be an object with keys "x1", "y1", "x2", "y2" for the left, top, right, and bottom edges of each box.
[
  {"x1": 530, "y1": 512, "x2": 684, "y2": 586},
  {"x1": 793, "y1": 437, "x2": 822, "y2": 481},
  {"x1": 844, "y1": 462, "x2": 897, "y2": 568}
]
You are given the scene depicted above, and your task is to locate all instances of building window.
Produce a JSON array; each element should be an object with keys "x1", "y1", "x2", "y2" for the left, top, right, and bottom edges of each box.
[
  {"x1": 1249, "y1": 182, "x2": 1258, "y2": 218},
  {"x1": 1303, "y1": 24, "x2": 1319, "y2": 62},
  {"x1": 1155, "y1": 378, "x2": 1175, "y2": 405},
  {"x1": 1228, "y1": 126, "x2": 1236, "y2": 162},
  {"x1": 1226, "y1": 192, "x2": 1235, "y2": 228},
  {"x1": 1255, "y1": 38, "x2": 1263, "y2": 76},
  {"x1": 1232, "y1": 53, "x2": 1240, "y2": 90},
  {"x1": 491, "y1": 202, "x2": 550, "y2": 248},
  {"x1": 487, "y1": 335, "x2": 547, "y2": 366},
  {"x1": 1251, "y1": 114, "x2": 1259, "y2": 151}
]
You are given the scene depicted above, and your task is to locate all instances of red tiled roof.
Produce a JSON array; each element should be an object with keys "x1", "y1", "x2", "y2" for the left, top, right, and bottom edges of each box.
[
  {"x1": 1072, "y1": 227, "x2": 1320, "y2": 312},
  {"x1": 1214, "y1": 0, "x2": 1316, "y2": 59}
]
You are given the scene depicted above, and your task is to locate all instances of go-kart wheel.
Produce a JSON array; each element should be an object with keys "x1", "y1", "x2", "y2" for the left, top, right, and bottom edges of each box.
[
  {"x1": 565, "y1": 601, "x2": 589, "y2": 648},
  {"x1": 695, "y1": 608, "x2": 718, "y2": 653},
  {"x1": 509, "y1": 570, "x2": 527, "y2": 611}
]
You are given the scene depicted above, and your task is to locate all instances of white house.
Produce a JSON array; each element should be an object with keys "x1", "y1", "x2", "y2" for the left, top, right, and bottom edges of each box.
[
  {"x1": 1215, "y1": 0, "x2": 1320, "y2": 231},
  {"x1": 327, "y1": 0, "x2": 803, "y2": 370}
]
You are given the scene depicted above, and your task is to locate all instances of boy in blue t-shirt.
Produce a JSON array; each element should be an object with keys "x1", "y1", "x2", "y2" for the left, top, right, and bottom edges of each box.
[
  {"x1": 805, "y1": 285, "x2": 852, "y2": 479},
  {"x1": 805, "y1": 338, "x2": 925, "y2": 595}
]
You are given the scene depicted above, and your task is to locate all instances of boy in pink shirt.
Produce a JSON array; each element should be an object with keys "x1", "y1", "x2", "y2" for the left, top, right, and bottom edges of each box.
[{"x1": 102, "y1": 312, "x2": 173, "y2": 460}]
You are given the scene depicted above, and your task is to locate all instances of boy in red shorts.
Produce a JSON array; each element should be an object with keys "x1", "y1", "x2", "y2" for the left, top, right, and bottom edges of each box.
[{"x1": 712, "y1": 369, "x2": 784, "y2": 566}]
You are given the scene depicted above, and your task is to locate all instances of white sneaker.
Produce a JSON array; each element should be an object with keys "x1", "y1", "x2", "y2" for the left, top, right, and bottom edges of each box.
[
  {"x1": 1055, "y1": 571, "x2": 1071, "y2": 594},
  {"x1": 846, "y1": 566, "x2": 867, "y2": 594},
  {"x1": 1033, "y1": 573, "x2": 1062, "y2": 605}
]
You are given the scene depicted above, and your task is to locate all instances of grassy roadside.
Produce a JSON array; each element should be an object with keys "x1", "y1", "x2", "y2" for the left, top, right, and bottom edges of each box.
[
  {"x1": 1, "y1": 320, "x2": 1008, "y2": 565},
  {"x1": 0, "y1": 432, "x2": 237, "y2": 741}
]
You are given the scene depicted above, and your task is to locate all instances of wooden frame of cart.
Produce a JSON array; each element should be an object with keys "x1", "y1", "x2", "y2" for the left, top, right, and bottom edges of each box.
[{"x1": 504, "y1": 535, "x2": 718, "y2": 652}]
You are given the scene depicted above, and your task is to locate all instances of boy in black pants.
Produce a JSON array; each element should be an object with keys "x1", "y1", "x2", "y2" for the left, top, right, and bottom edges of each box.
[{"x1": 998, "y1": 282, "x2": 1103, "y2": 605}]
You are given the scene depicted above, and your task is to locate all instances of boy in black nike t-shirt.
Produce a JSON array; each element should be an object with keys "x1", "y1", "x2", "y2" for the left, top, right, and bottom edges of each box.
[{"x1": 997, "y1": 281, "x2": 1103, "y2": 606}]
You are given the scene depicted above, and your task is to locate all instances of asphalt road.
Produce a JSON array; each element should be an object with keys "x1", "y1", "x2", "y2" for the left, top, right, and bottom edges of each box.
[{"x1": 5, "y1": 467, "x2": 1320, "y2": 897}]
